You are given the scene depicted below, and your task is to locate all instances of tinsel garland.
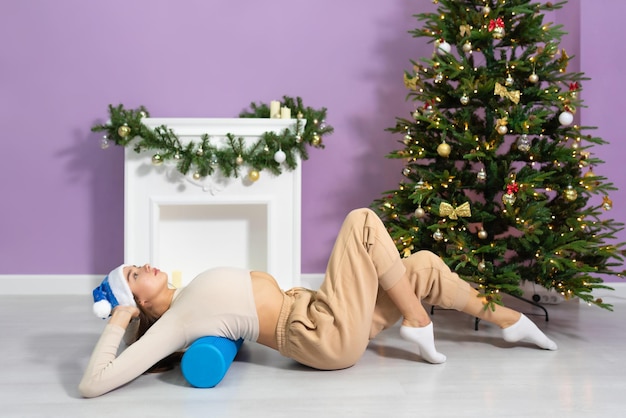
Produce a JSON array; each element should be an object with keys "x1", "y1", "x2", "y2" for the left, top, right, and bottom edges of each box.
[{"x1": 91, "y1": 96, "x2": 333, "y2": 179}]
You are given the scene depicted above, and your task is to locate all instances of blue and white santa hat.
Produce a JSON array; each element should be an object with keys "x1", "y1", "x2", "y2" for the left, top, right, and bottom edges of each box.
[{"x1": 92, "y1": 264, "x2": 136, "y2": 319}]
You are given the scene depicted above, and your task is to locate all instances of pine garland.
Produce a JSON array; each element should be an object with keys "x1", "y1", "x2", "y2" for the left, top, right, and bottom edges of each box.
[{"x1": 91, "y1": 96, "x2": 333, "y2": 179}]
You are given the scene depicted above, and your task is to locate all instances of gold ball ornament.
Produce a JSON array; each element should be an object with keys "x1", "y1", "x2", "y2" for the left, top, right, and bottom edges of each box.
[
  {"x1": 462, "y1": 41, "x2": 473, "y2": 53},
  {"x1": 482, "y1": 5, "x2": 491, "y2": 15},
  {"x1": 478, "y1": 228, "x2": 488, "y2": 239},
  {"x1": 235, "y1": 155, "x2": 244, "y2": 165},
  {"x1": 248, "y1": 169, "x2": 260, "y2": 182},
  {"x1": 434, "y1": 72, "x2": 444, "y2": 83},
  {"x1": 414, "y1": 206, "x2": 426, "y2": 218},
  {"x1": 603, "y1": 196, "x2": 613, "y2": 211},
  {"x1": 433, "y1": 229, "x2": 444, "y2": 242},
  {"x1": 460, "y1": 94, "x2": 470, "y2": 105},
  {"x1": 151, "y1": 154, "x2": 163, "y2": 166},
  {"x1": 564, "y1": 185, "x2": 578, "y2": 201},
  {"x1": 192, "y1": 172, "x2": 202, "y2": 180},
  {"x1": 478, "y1": 261, "x2": 486, "y2": 272},
  {"x1": 117, "y1": 124, "x2": 131, "y2": 137},
  {"x1": 497, "y1": 124, "x2": 508, "y2": 135},
  {"x1": 505, "y1": 75, "x2": 514, "y2": 87},
  {"x1": 437, "y1": 141, "x2": 451, "y2": 157},
  {"x1": 502, "y1": 193, "x2": 516, "y2": 205},
  {"x1": 528, "y1": 73, "x2": 539, "y2": 83},
  {"x1": 312, "y1": 134, "x2": 321, "y2": 146}
]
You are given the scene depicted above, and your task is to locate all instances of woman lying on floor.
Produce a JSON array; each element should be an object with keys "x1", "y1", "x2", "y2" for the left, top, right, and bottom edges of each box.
[{"x1": 79, "y1": 208, "x2": 556, "y2": 398}]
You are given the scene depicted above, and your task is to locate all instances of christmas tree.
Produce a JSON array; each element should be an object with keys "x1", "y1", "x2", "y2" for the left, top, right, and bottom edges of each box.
[{"x1": 373, "y1": 0, "x2": 625, "y2": 310}]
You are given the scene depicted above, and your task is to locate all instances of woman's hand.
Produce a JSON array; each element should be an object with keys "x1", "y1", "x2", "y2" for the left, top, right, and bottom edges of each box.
[{"x1": 109, "y1": 305, "x2": 140, "y2": 327}]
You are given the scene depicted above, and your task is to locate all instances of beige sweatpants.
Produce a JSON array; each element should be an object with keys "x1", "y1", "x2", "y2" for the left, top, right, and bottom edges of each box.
[{"x1": 276, "y1": 208, "x2": 472, "y2": 370}]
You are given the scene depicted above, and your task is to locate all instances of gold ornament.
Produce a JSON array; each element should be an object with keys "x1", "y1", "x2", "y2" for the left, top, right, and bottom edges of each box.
[
  {"x1": 403, "y1": 73, "x2": 418, "y2": 90},
  {"x1": 460, "y1": 25, "x2": 471, "y2": 37},
  {"x1": 192, "y1": 172, "x2": 201, "y2": 180},
  {"x1": 439, "y1": 201, "x2": 471, "y2": 220},
  {"x1": 603, "y1": 196, "x2": 613, "y2": 210},
  {"x1": 433, "y1": 229, "x2": 444, "y2": 241},
  {"x1": 151, "y1": 154, "x2": 163, "y2": 166},
  {"x1": 248, "y1": 169, "x2": 260, "y2": 182},
  {"x1": 528, "y1": 73, "x2": 539, "y2": 83},
  {"x1": 492, "y1": 26, "x2": 505, "y2": 39},
  {"x1": 414, "y1": 206, "x2": 426, "y2": 218},
  {"x1": 236, "y1": 155, "x2": 244, "y2": 165},
  {"x1": 462, "y1": 41, "x2": 472, "y2": 53},
  {"x1": 564, "y1": 185, "x2": 578, "y2": 201},
  {"x1": 478, "y1": 228, "x2": 488, "y2": 239},
  {"x1": 437, "y1": 141, "x2": 451, "y2": 157},
  {"x1": 505, "y1": 74, "x2": 514, "y2": 87},
  {"x1": 402, "y1": 245, "x2": 414, "y2": 258},
  {"x1": 478, "y1": 260, "x2": 486, "y2": 272},
  {"x1": 494, "y1": 82, "x2": 520, "y2": 104},
  {"x1": 502, "y1": 193, "x2": 516, "y2": 205},
  {"x1": 460, "y1": 94, "x2": 470, "y2": 105},
  {"x1": 495, "y1": 117, "x2": 508, "y2": 135},
  {"x1": 312, "y1": 134, "x2": 321, "y2": 146},
  {"x1": 117, "y1": 124, "x2": 131, "y2": 137}
]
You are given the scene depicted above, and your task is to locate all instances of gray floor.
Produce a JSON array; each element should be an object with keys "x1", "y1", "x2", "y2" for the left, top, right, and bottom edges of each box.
[{"x1": 1, "y1": 286, "x2": 625, "y2": 418}]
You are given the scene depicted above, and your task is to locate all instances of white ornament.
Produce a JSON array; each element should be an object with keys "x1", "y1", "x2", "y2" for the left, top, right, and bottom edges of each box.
[
  {"x1": 274, "y1": 149, "x2": 286, "y2": 163},
  {"x1": 559, "y1": 111, "x2": 574, "y2": 126},
  {"x1": 436, "y1": 40, "x2": 451, "y2": 55}
]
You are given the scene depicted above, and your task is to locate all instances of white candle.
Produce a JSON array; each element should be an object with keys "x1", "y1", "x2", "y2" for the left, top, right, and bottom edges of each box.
[
  {"x1": 171, "y1": 270, "x2": 182, "y2": 288},
  {"x1": 270, "y1": 100, "x2": 281, "y2": 118},
  {"x1": 280, "y1": 106, "x2": 291, "y2": 119}
]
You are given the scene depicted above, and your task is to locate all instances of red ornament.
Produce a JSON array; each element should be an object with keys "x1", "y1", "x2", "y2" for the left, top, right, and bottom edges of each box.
[
  {"x1": 506, "y1": 182, "x2": 519, "y2": 194},
  {"x1": 569, "y1": 82, "x2": 580, "y2": 91},
  {"x1": 488, "y1": 17, "x2": 504, "y2": 32}
]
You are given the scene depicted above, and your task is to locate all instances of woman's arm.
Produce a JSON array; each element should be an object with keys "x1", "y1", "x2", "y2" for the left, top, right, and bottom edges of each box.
[{"x1": 78, "y1": 307, "x2": 184, "y2": 398}]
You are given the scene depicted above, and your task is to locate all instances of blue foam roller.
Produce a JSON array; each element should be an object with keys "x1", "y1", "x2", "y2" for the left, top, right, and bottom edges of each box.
[{"x1": 181, "y1": 336, "x2": 243, "y2": 388}]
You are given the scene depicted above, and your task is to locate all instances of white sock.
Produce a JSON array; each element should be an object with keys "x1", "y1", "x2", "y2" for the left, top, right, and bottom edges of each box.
[
  {"x1": 502, "y1": 314, "x2": 558, "y2": 350},
  {"x1": 400, "y1": 322, "x2": 447, "y2": 364}
]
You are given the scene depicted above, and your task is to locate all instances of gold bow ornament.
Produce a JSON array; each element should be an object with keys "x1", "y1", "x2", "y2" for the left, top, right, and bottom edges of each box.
[
  {"x1": 494, "y1": 82, "x2": 521, "y2": 104},
  {"x1": 439, "y1": 201, "x2": 472, "y2": 220},
  {"x1": 459, "y1": 24, "x2": 472, "y2": 37}
]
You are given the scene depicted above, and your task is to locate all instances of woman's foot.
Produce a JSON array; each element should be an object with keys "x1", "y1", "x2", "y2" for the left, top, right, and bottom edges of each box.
[
  {"x1": 400, "y1": 322, "x2": 447, "y2": 364},
  {"x1": 502, "y1": 314, "x2": 558, "y2": 350}
]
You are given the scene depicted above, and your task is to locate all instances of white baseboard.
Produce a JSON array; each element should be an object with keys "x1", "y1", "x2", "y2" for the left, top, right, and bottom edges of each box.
[
  {"x1": 0, "y1": 274, "x2": 102, "y2": 295},
  {"x1": 1, "y1": 273, "x2": 624, "y2": 300}
]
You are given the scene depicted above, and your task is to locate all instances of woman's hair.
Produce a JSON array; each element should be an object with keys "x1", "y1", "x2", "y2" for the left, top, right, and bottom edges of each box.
[{"x1": 135, "y1": 306, "x2": 183, "y2": 373}]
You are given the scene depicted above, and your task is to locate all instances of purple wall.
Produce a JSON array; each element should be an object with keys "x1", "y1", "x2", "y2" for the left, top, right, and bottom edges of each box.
[{"x1": 1, "y1": 1, "x2": 623, "y2": 281}]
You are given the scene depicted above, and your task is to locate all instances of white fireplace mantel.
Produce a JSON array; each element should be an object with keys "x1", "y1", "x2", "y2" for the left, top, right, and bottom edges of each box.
[{"x1": 124, "y1": 117, "x2": 303, "y2": 290}]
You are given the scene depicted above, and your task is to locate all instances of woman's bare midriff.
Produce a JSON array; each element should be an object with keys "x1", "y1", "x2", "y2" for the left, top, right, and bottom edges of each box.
[{"x1": 250, "y1": 271, "x2": 284, "y2": 350}]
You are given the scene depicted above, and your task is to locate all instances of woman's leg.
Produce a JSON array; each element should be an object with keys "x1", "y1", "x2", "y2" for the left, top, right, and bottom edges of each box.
[{"x1": 370, "y1": 250, "x2": 557, "y2": 351}]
